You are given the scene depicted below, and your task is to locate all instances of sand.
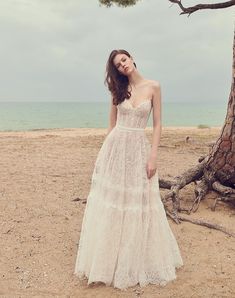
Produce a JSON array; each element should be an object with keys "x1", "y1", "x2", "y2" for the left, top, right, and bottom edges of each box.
[{"x1": 0, "y1": 126, "x2": 235, "y2": 298}]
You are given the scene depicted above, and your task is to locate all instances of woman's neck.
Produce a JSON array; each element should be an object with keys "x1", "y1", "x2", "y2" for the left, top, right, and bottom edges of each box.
[{"x1": 128, "y1": 69, "x2": 145, "y2": 88}]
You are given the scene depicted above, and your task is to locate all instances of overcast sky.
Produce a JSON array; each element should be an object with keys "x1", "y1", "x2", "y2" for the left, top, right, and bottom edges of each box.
[{"x1": 0, "y1": 0, "x2": 234, "y2": 102}]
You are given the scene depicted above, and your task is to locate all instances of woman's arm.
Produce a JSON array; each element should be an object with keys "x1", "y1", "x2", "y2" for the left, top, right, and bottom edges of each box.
[
  {"x1": 146, "y1": 81, "x2": 162, "y2": 179},
  {"x1": 106, "y1": 97, "x2": 117, "y2": 136},
  {"x1": 150, "y1": 81, "x2": 162, "y2": 160}
]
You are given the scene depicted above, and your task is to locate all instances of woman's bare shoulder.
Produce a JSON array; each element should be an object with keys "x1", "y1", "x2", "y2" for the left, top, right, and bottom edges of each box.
[
  {"x1": 144, "y1": 79, "x2": 161, "y2": 95},
  {"x1": 142, "y1": 79, "x2": 160, "y2": 88},
  {"x1": 145, "y1": 79, "x2": 160, "y2": 88}
]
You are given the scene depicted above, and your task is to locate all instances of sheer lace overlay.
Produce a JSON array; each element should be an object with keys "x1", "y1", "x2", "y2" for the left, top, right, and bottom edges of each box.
[{"x1": 74, "y1": 99, "x2": 183, "y2": 290}]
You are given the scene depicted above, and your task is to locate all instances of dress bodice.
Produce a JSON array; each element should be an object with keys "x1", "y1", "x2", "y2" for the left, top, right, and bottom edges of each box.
[{"x1": 116, "y1": 99, "x2": 152, "y2": 130}]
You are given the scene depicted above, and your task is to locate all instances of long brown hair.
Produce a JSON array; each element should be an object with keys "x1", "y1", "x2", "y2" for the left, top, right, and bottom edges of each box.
[{"x1": 104, "y1": 49, "x2": 137, "y2": 105}]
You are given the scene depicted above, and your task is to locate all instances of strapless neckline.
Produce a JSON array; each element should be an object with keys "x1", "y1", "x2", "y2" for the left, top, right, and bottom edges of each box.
[{"x1": 125, "y1": 98, "x2": 152, "y2": 109}]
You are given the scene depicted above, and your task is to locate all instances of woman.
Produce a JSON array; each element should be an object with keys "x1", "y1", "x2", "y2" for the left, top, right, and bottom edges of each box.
[{"x1": 74, "y1": 49, "x2": 183, "y2": 290}]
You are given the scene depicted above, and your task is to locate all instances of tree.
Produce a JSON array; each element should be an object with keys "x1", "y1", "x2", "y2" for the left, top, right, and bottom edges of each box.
[{"x1": 99, "y1": 0, "x2": 235, "y2": 236}]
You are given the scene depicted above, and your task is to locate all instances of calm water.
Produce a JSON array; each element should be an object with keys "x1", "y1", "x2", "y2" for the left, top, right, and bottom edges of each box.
[{"x1": 0, "y1": 101, "x2": 227, "y2": 131}]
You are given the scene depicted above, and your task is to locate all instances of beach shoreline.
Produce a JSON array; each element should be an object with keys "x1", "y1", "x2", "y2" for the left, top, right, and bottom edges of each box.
[{"x1": 0, "y1": 125, "x2": 222, "y2": 136}]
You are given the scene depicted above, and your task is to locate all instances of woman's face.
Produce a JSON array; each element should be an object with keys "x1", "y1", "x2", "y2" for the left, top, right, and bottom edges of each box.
[{"x1": 113, "y1": 53, "x2": 135, "y2": 76}]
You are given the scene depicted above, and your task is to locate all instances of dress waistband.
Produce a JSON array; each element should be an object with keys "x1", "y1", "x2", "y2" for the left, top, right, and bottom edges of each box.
[{"x1": 115, "y1": 124, "x2": 145, "y2": 131}]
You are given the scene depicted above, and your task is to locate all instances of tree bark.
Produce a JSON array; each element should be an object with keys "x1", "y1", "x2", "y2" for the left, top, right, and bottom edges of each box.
[{"x1": 204, "y1": 29, "x2": 235, "y2": 188}]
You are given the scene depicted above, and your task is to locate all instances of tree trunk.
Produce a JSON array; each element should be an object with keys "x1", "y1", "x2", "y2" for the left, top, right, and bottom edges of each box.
[{"x1": 204, "y1": 29, "x2": 235, "y2": 188}]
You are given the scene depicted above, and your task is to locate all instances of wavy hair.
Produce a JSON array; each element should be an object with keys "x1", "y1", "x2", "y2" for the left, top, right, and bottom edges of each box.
[{"x1": 104, "y1": 49, "x2": 137, "y2": 105}]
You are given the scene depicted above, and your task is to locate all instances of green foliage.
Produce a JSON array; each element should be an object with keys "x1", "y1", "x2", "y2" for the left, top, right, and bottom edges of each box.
[
  {"x1": 197, "y1": 124, "x2": 210, "y2": 129},
  {"x1": 99, "y1": 0, "x2": 140, "y2": 7}
]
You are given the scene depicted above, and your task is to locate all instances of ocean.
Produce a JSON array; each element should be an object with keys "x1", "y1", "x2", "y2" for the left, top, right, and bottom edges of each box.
[{"x1": 0, "y1": 101, "x2": 227, "y2": 131}]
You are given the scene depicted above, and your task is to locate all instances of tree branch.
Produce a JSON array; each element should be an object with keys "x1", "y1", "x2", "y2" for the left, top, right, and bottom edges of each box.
[{"x1": 169, "y1": 0, "x2": 235, "y2": 15}]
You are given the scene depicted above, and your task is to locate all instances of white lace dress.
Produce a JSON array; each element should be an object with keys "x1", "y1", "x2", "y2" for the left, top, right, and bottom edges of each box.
[{"x1": 74, "y1": 98, "x2": 183, "y2": 290}]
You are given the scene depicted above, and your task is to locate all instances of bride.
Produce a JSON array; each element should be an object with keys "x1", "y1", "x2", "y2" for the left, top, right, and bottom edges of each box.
[{"x1": 74, "y1": 49, "x2": 183, "y2": 290}]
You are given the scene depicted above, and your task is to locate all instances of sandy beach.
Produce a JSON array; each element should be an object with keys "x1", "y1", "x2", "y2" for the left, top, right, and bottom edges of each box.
[{"x1": 0, "y1": 126, "x2": 235, "y2": 298}]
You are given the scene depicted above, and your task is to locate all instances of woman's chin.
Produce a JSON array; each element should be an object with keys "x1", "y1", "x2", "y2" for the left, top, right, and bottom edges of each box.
[{"x1": 124, "y1": 68, "x2": 133, "y2": 76}]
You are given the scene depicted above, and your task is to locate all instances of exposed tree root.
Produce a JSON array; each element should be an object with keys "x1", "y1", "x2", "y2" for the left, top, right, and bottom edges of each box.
[
  {"x1": 189, "y1": 178, "x2": 208, "y2": 213},
  {"x1": 160, "y1": 157, "x2": 235, "y2": 237},
  {"x1": 178, "y1": 215, "x2": 235, "y2": 238},
  {"x1": 212, "y1": 180, "x2": 235, "y2": 198},
  {"x1": 160, "y1": 160, "x2": 206, "y2": 217},
  {"x1": 210, "y1": 181, "x2": 235, "y2": 210},
  {"x1": 160, "y1": 159, "x2": 206, "y2": 193},
  {"x1": 165, "y1": 208, "x2": 179, "y2": 224},
  {"x1": 165, "y1": 208, "x2": 235, "y2": 238}
]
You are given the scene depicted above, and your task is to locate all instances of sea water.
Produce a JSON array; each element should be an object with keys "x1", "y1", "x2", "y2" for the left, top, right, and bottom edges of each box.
[{"x1": 0, "y1": 101, "x2": 227, "y2": 131}]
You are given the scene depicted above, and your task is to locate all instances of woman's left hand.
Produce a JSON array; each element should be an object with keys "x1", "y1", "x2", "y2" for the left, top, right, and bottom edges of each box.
[{"x1": 146, "y1": 157, "x2": 157, "y2": 179}]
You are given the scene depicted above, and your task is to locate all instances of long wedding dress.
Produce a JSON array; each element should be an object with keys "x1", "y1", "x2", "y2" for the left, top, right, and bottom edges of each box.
[{"x1": 74, "y1": 98, "x2": 183, "y2": 290}]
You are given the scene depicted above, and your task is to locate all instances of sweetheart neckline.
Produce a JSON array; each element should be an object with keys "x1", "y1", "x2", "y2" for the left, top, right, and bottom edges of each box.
[{"x1": 124, "y1": 98, "x2": 152, "y2": 109}]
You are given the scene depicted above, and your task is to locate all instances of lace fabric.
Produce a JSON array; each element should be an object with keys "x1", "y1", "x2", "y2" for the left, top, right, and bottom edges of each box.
[{"x1": 74, "y1": 99, "x2": 183, "y2": 290}]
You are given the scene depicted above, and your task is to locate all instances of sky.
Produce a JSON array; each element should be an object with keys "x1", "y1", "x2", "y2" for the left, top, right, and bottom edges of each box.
[{"x1": 0, "y1": 0, "x2": 234, "y2": 102}]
